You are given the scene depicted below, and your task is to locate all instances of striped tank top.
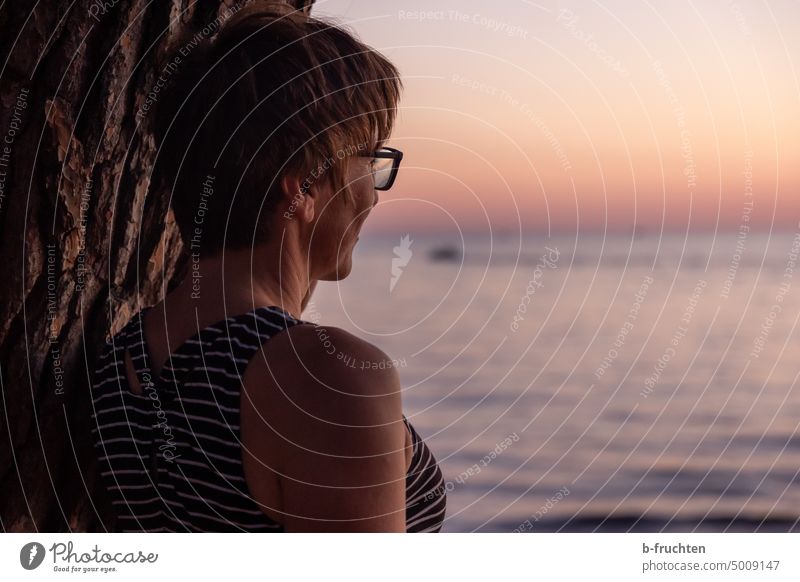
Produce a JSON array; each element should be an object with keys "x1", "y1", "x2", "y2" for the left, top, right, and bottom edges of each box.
[{"x1": 91, "y1": 305, "x2": 446, "y2": 532}]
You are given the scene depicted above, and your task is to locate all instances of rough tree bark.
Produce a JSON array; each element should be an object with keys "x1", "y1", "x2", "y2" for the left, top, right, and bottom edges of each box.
[{"x1": 0, "y1": 0, "x2": 315, "y2": 532}]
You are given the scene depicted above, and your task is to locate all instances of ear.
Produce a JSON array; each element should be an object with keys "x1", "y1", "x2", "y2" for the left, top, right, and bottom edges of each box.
[{"x1": 280, "y1": 173, "x2": 315, "y2": 224}]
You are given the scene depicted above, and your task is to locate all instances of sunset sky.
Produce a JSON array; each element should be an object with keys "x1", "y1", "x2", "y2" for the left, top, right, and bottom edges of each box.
[{"x1": 313, "y1": 0, "x2": 800, "y2": 235}]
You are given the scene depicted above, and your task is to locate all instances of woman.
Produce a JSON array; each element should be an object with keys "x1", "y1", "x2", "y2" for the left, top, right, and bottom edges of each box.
[{"x1": 91, "y1": 3, "x2": 446, "y2": 532}]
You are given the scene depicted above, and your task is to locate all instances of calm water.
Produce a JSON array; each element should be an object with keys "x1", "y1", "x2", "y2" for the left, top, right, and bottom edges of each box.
[{"x1": 310, "y1": 231, "x2": 800, "y2": 532}]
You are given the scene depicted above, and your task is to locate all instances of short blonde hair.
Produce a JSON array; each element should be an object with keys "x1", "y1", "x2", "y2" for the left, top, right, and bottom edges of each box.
[{"x1": 152, "y1": 2, "x2": 402, "y2": 257}]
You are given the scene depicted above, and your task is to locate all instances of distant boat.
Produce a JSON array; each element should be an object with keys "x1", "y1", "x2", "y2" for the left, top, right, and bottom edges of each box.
[{"x1": 428, "y1": 244, "x2": 461, "y2": 262}]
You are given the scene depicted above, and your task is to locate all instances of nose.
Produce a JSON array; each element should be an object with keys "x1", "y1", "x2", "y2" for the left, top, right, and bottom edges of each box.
[{"x1": 372, "y1": 188, "x2": 379, "y2": 208}]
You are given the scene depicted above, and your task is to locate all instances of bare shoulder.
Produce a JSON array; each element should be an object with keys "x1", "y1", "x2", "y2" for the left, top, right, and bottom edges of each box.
[
  {"x1": 254, "y1": 322, "x2": 402, "y2": 401},
  {"x1": 241, "y1": 323, "x2": 408, "y2": 531},
  {"x1": 241, "y1": 322, "x2": 405, "y2": 456}
]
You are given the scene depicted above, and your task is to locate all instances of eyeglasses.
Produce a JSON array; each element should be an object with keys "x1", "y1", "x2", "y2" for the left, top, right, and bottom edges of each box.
[{"x1": 359, "y1": 146, "x2": 403, "y2": 190}]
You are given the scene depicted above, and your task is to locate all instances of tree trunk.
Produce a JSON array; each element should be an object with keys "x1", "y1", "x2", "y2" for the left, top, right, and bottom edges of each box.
[{"x1": 0, "y1": 0, "x2": 316, "y2": 532}]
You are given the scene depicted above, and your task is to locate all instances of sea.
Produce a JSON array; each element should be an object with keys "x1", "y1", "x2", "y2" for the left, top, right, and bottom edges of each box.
[{"x1": 310, "y1": 231, "x2": 800, "y2": 532}]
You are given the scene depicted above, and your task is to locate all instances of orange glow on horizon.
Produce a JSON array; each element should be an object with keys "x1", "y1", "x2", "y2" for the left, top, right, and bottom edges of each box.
[{"x1": 315, "y1": 0, "x2": 800, "y2": 234}]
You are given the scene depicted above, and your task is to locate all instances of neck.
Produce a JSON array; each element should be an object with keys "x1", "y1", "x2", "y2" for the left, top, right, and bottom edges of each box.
[{"x1": 171, "y1": 230, "x2": 311, "y2": 321}]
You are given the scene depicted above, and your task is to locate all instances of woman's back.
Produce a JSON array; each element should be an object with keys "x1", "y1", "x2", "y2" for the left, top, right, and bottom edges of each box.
[{"x1": 91, "y1": 305, "x2": 447, "y2": 532}]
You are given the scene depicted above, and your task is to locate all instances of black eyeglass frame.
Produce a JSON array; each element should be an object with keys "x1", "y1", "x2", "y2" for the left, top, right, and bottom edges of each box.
[{"x1": 359, "y1": 146, "x2": 404, "y2": 191}]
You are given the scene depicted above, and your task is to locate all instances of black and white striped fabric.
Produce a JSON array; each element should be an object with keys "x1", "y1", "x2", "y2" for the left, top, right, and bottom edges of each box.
[{"x1": 91, "y1": 305, "x2": 447, "y2": 532}]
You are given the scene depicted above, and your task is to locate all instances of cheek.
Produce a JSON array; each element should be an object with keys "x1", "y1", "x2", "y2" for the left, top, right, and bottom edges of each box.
[
  {"x1": 345, "y1": 161, "x2": 374, "y2": 210},
  {"x1": 354, "y1": 173, "x2": 376, "y2": 212}
]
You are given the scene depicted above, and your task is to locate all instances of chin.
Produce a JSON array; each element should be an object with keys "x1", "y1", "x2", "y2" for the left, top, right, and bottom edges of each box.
[{"x1": 320, "y1": 256, "x2": 353, "y2": 281}]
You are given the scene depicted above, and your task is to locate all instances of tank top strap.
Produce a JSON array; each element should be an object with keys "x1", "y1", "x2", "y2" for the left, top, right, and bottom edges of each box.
[{"x1": 154, "y1": 305, "x2": 309, "y2": 395}]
